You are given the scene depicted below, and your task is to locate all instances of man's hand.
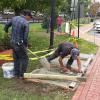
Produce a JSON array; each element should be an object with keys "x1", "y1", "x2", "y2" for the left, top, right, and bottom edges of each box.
[
  {"x1": 60, "y1": 67, "x2": 70, "y2": 72},
  {"x1": 78, "y1": 67, "x2": 81, "y2": 72},
  {"x1": 77, "y1": 67, "x2": 84, "y2": 73}
]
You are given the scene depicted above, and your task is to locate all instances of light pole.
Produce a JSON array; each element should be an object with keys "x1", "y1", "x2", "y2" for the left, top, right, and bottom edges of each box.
[
  {"x1": 71, "y1": 0, "x2": 76, "y2": 20},
  {"x1": 70, "y1": 0, "x2": 76, "y2": 34},
  {"x1": 49, "y1": 0, "x2": 56, "y2": 49},
  {"x1": 77, "y1": 0, "x2": 80, "y2": 38},
  {"x1": 73, "y1": 0, "x2": 75, "y2": 19}
]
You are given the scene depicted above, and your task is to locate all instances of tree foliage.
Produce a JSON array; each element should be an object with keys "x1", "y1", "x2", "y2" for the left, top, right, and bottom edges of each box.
[
  {"x1": 0, "y1": 0, "x2": 69, "y2": 13},
  {"x1": 0, "y1": 0, "x2": 57, "y2": 14},
  {"x1": 0, "y1": 0, "x2": 91, "y2": 17},
  {"x1": 90, "y1": 2, "x2": 100, "y2": 17},
  {"x1": 60, "y1": 0, "x2": 71, "y2": 14},
  {"x1": 80, "y1": 0, "x2": 91, "y2": 16}
]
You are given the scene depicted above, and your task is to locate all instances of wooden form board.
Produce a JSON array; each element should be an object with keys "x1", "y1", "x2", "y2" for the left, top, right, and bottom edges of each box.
[{"x1": 24, "y1": 73, "x2": 86, "y2": 82}]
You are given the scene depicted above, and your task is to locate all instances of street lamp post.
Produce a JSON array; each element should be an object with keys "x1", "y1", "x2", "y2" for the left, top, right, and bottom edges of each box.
[
  {"x1": 70, "y1": 0, "x2": 75, "y2": 34},
  {"x1": 49, "y1": 0, "x2": 56, "y2": 49},
  {"x1": 71, "y1": 0, "x2": 76, "y2": 20},
  {"x1": 73, "y1": 0, "x2": 75, "y2": 19},
  {"x1": 78, "y1": 0, "x2": 80, "y2": 38}
]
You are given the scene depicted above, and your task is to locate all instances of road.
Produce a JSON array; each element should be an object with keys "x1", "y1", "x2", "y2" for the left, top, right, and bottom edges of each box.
[{"x1": 88, "y1": 28, "x2": 100, "y2": 38}]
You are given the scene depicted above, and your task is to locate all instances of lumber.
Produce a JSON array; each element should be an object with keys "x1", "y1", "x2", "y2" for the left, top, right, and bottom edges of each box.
[
  {"x1": 79, "y1": 56, "x2": 93, "y2": 76},
  {"x1": 83, "y1": 56, "x2": 93, "y2": 67},
  {"x1": 24, "y1": 73, "x2": 86, "y2": 82}
]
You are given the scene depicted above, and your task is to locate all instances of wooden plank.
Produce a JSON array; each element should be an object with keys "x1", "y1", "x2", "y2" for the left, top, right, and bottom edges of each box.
[
  {"x1": 24, "y1": 73, "x2": 86, "y2": 82},
  {"x1": 79, "y1": 56, "x2": 94, "y2": 76},
  {"x1": 83, "y1": 56, "x2": 93, "y2": 67}
]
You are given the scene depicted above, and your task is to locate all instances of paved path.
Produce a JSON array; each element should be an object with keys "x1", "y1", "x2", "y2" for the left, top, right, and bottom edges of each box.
[
  {"x1": 72, "y1": 24, "x2": 100, "y2": 100},
  {"x1": 74, "y1": 23, "x2": 100, "y2": 46},
  {"x1": 56, "y1": 23, "x2": 100, "y2": 46},
  {"x1": 69, "y1": 23, "x2": 100, "y2": 46}
]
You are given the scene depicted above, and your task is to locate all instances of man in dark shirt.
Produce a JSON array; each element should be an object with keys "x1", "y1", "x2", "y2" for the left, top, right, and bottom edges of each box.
[
  {"x1": 47, "y1": 42, "x2": 82, "y2": 73},
  {"x1": 4, "y1": 10, "x2": 32, "y2": 78}
]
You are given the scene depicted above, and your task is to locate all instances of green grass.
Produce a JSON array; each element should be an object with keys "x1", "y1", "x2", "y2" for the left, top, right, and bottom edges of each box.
[{"x1": 0, "y1": 23, "x2": 99, "y2": 100}]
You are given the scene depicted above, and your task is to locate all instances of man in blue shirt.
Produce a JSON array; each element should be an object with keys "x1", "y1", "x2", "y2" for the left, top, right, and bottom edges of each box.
[
  {"x1": 4, "y1": 10, "x2": 32, "y2": 79},
  {"x1": 47, "y1": 42, "x2": 82, "y2": 73}
]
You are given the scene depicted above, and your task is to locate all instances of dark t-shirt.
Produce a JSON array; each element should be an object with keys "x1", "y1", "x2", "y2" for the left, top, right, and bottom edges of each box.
[{"x1": 57, "y1": 42, "x2": 74, "y2": 58}]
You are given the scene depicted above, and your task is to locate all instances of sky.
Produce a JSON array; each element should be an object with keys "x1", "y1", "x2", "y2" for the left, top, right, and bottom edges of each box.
[{"x1": 95, "y1": 0, "x2": 100, "y2": 2}]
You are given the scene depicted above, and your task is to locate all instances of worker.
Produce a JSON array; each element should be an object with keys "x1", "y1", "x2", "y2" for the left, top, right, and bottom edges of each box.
[
  {"x1": 4, "y1": 10, "x2": 32, "y2": 79},
  {"x1": 47, "y1": 42, "x2": 82, "y2": 73}
]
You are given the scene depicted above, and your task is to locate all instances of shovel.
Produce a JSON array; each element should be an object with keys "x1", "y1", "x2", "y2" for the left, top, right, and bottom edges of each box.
[{"x1": 27, "y1": 49, "x2": 50, "y2": 70}]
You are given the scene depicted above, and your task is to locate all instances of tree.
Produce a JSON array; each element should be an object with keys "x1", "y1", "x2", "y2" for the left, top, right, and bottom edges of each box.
[
  {"x1": 0, "y1": 0, "x2": 26, "y2": 15},
  {"x1": 90, "y1": 2, "x2": 100, "y2": 17},
  {"x1": 0, "y1": 0, "x2": 65, "y2": 14},
  {"x1": 60, "y1": 0, "x2": 71, "y2": 18},
  {"x1": 80, "y1": 0, "x2": 91, "y2": 16}
]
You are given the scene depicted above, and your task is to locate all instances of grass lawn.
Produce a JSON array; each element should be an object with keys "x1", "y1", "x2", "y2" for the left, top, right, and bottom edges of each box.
[{"x1": 0, "y1": 23, "x2": 99, "y2": 100}]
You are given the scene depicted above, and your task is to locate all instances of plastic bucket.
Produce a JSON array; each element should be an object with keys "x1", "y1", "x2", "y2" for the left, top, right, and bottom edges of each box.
[{"x1": 2, "y1": 62, "x2": 14, "y2": 78}]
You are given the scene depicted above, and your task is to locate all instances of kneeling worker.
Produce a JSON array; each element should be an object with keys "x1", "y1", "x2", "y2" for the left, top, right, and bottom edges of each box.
[{"x1": 47, "y1": 42, "x2": 82, "y2": 73}]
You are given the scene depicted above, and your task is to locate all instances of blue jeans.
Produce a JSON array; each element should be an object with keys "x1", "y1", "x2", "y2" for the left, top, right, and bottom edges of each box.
[
  {"x1": 57, "y1": 25, "x2": 62, "y2": 32},
  {"x1": 12, "y1": 44, "x2": 28, "y2": 77}
]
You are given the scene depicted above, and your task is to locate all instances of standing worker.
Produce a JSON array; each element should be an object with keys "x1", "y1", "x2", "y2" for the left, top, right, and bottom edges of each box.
[
  {"x1": 47, "y1": 42, "x2": 82, "y2": 73},
  {"x1": 4, "y1": 10, "x2": 32, "y2": 79},
  {"x1": 46, "y1": 16, "x2": 51, "y2": 33},
  {"x1": 56, "y1": 15, "x2": 63, "y2": 33}
]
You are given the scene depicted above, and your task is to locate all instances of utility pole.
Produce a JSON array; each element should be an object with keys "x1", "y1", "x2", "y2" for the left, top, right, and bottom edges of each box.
[
  {"x1": 49, "y1": 0, "x2": 56, "y2": 49},
  {"x1": 78, "y1": 0, "x2": 80, "y2": 38}
]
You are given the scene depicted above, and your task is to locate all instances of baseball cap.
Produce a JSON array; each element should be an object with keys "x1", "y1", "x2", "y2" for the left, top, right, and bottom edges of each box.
[{"x1": 71, "y1": 48, "x2": 80, "y2": 60}]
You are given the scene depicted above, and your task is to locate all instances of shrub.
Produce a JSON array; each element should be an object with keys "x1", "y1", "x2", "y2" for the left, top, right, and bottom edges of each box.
[
  {"x1": 0, "y1": 33, "x2": 11, "y2": 51},
  {"x1": 41, "y1": 13, "x2": 57, "y2": 30}
]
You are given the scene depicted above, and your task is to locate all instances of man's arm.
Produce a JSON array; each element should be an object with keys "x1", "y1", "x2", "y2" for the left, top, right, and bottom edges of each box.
[
  {"x1": 76, "y1": 56, "x2": 81, "y2": 71},
  {"x1": 24, "y1": 23, "x2": 29, "y2": 47},
  {"x1": 59, "y1": 56, "x2": 65, "y2": 68},
  {"x1": 4, "y1": 20, "x2": 12, "y2": 33},
  {"x1": 66, "y1": 56, "x2": 81, "y2": 73},
  {"x1": 59, "y1": 56, "x2": 69, "y2": 72}
]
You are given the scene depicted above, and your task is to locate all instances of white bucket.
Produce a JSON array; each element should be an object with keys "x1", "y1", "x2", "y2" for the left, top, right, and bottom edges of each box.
[{"x1": 2, "y1": 62, "x2": 14, "y2": 78}]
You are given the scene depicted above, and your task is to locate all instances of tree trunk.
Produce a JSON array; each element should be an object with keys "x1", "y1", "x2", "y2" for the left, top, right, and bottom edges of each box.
[{"x1": 14, "y1": 8, "x2": 22, "y2": 16}]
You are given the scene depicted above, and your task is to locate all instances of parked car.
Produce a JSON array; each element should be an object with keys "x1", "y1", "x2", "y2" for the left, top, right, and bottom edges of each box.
[
  {"x1": 94, "y1": 20, "x2": 100, "y2": 32},
  {"x1": 4, "y1": 10, "x2": 14, "y2": 15}
]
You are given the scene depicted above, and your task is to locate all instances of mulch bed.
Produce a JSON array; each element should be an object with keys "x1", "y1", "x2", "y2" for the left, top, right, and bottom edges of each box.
[{"x1": 0, "y1": 49, "x2": 13, "y2": 65}]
